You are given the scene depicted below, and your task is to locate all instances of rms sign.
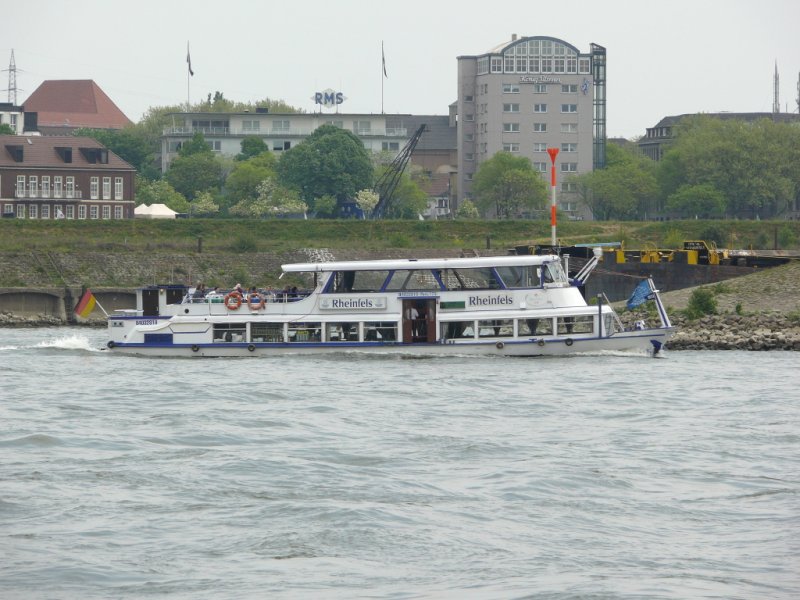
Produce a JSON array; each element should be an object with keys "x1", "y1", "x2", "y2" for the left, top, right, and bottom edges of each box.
[{"x1": 312, "y1": 88, "x2": 347, "y2": 108}]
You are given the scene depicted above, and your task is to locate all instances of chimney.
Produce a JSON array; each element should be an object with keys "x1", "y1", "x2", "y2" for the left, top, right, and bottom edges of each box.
[{"x1": 511, "y1": 33, "x2": 518, "y2": 41}]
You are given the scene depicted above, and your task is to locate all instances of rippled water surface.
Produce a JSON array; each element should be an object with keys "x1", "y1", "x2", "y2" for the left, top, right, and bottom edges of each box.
[{"x1": 1, "y1": 327, "x2": 799, "y2": 599}]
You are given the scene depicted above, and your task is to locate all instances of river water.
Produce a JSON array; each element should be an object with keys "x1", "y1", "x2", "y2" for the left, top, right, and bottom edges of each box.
[{"x1": 1, "y1": 327, "x2": 798, "y2": 599}]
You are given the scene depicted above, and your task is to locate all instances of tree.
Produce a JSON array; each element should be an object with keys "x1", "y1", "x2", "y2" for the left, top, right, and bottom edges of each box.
[
  {"x1": 135, "y1": 177, "x2": 189, "y2": 213},
  {"x1": 230, "y1": 179, "x2": 307, "y2": 218},
  {"x1": 73, "y1": 127, "x2": 159, "y2": 180},
  {"x1": 191, "y1": 191, "x2": 220, "y2": 216},
  {"x1": 225, "y1": 153, "x2": 276, "y2": 206},
  {"x1": 354, "y1": 189, "x2": 379, "y2": 215},
  {"x1": 456, "y1": 199, "x2": 479, "y2": 219},
  {"x1": 236, "y1": 136, "x2": 269, "y2": 161},
  {"x1": 383, "y1": 173, "x2": 429, "y2": 218},
  {"x1": 0, "y1": 123, "x2": 14, "y2": 134},
  {"x1": 472, "y1": 152, "x2": 547, "y2": 218},
  {"x1": 666, "y1": 183, "x2": 726, "y2": 218},
  {"x1": 179, "y1": 132, "x2": 213, "y2": 157},
  {"x1": 311, "y1": 195, "x2": 338, "y2": 218},
  {"x1": 277, "y1": 124, "x2": 373, "y2": 205},
  {"x1": 165, "y1": 152, "x2": 224, "y2": 200}
]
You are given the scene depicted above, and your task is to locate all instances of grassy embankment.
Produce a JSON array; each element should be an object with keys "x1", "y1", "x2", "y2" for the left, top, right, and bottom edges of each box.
[{"x1": 0, "y1": 219, "x2": 797, "y2": 288}]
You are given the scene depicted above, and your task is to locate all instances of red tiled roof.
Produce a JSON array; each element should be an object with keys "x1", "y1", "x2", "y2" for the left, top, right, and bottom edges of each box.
[
  {"x1": 23, "y1": 80, "x2": 132, "y2": 129},
  {"x1": 0, "y1": 134, "x2": 135, "y2": 170},
  {"x1": 419, "y1": 173, "x2": 451, "y2": 197}
]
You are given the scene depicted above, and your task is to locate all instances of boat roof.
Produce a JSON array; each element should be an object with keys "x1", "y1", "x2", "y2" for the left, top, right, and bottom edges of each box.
[{"x1": 282, "y1": 254, "x2": 559, "y2": 273}]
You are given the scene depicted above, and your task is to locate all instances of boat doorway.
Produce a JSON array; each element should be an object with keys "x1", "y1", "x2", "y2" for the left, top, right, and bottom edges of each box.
[{"x1": 402, "y1": 299, "x2": 436, "y2": 343}]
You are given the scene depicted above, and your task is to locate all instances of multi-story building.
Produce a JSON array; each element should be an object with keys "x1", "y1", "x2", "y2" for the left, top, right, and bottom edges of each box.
[
  {"x1": 0, "y1": 135, "x2": 136, "y2": 219},
  {"x1": 456, "y1": 35, "x2": 606, "y2": 219},
  {"x1": 160, "y1": 111, "x2": 416, "y2": 172},
  {"x1": 0, "y1": 102, "x2": 25, "y2": 134}
]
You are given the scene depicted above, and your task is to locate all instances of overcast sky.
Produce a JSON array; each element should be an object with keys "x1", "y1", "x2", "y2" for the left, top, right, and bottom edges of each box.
[{"x1": 2, "y1": 0, "x2": 799, "y2": 138}]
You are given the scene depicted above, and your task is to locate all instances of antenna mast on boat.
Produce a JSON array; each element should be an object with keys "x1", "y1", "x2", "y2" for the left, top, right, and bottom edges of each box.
[{"x1": 547, "y1": 148, "x2": 560, "y2": 246}]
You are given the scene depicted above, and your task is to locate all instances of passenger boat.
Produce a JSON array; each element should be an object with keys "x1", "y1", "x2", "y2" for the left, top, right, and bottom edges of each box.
[{"x1": 105, "y1": 254, "x2": 674, "y2": 357}]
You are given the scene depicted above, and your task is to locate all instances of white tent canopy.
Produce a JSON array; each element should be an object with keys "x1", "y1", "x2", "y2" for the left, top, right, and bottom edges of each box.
[{"x1": 134, "y1": 203, "x2": 177, "y2": 219}]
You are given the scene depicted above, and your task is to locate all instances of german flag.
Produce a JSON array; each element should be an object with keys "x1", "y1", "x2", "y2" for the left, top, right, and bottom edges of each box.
[{"x1": 74, "y1": 289, "x2": 97, "y2": 318}]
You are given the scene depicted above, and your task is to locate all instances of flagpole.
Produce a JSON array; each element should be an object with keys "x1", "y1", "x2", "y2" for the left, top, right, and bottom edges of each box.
[{"x1": 381, "y1": 41, "x2": 385, "y2": 114}]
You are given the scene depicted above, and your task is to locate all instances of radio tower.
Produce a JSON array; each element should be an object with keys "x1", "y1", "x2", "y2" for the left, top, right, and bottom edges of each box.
[
  {"x1": 3, "y1": 49, "x2": 18, "y2": 104},
  {"x1": 773, "y1": 61, "x2": 780, "y2": 113}
]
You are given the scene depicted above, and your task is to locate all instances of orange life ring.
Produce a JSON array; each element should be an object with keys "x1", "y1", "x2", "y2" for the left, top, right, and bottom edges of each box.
[
  {"x1": 224, "y1": 291, "x2": 243, "y2": 310},
  {"x1": 248, "y1": 293, "x2": 266, "y2": 310}
]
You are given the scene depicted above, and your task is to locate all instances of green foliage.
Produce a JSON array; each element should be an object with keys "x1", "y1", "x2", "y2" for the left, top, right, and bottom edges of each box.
[
  {"x1": 354, "y1": 189, "x2": 379, "y2": 215},
  {"x1": 666, "y1": 183, "x2": 726, "y2": 218},
  {"x1": 225, "y1": 156, "x2": 276, "y2": 206},
  {"x1": 230, "y1": 235, "x2": 257, "y2": 253},
  {"x1": 230, "y1": 179, "x2": 307, "y2": 218},
  {"x1": 699, "y1": 224, "x2": 727, "y2": 247},
  {"x1": 179, "y1": 132, "x2": 213, "y2": 157},
  {"x1": 777, "y1": 224, "x2": 798, "y2": 249},
  {"x1": 191, "y1": 191, "x2": 220, "y2": 216},
  {"x1": 0, "y1": 123, "x2": 14, "y2": 134},
  {"x1": 74, "y1": 126, "x2": 160, "y2": 180},
  {"x1": 165, "y1": 153, "x2": 224, "y2": 200},
  {"x1": 135, "y1": 177, "x2": 189, "y2": 213},
  {"x1": 685, "y1": 287, "x2": 718, "y2": 319},
  {"x1": 236, "y1": 137, "x2": 269, "y2": 161},
  {"x1": 382, "y1": 172, "x2": 428, "y2": 219},
  {"x1": 456, "y1": 199, "x2": 480, "y2": 219},
  {"x1": 277, "y1": 124, "x2": 373, "y2": 204},
  {"x1": 662, "y1": 228, "x2": 684, "y2": 248},
  {"x1": 472, "y1": 152, "x2": 547, "y2": 218},
  {"x1": 312, "y1": 195, "x2": 338, "y2": 218}
]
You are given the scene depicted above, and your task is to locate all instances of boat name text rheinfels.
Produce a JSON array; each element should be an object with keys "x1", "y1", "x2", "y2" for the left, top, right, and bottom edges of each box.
[
  {"x1": 468, "y1": 295, "x2": 514, "y2": 306},
  {"x1": 320, "y1": 297, "x2": 387, "y2": 310}
]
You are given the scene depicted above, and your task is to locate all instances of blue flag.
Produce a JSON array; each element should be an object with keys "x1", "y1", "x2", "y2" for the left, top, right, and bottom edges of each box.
[{"x1": 626, "y1": 280, "x2": 652, "y2": 310}]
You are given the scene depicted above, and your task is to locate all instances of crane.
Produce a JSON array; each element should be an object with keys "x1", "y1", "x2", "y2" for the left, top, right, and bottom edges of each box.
[{"x1": 370, "y1": 124, "x2": 426, "y2": 218}]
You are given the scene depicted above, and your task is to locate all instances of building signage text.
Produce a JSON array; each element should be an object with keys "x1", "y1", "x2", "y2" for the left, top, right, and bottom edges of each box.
[
  {"x1": 468, "y1": 294, "x2": 514, "y2": 307},
  {"x1": 312, "y1": 88, "x2": 347, "y2": 109},
  {"x1": 518, "y1": 75, "x2": 562, "y2": 84}
]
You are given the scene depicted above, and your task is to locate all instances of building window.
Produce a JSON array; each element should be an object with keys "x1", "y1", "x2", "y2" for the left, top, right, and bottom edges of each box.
[
  {"x1": 534, "y1": 143, "x2": 547, "y2": 152},
  {"x1": 3, "y1": 203, "x2": 13, "y2": 215},
  {"x1": 562, "y1": 182, "x2": 577, "y2": 193},
  {"x1": 533, "y1": 84, "x2": 547, "y2": 94},
  {"x1": 16, "y1": 204, "x2": 25, "y2": 218},
  {"x1": 114, "y1": 205, "x2": 123, "y2": 219},
  {"x1": 534, "y1": 104, "x2": 547, "y2": 113},
  {"x1": 528, "y1": 58, "x2": 540, "y2": 73},
  {"x1": 102, "y1": 177, "x2": 111, "y2": 200},
  {"x1": 464, "y1": 95, "x2": 473, "y2": 102},
  {"x1": 102, "y1": 205, "x2": 111, "y2": 219},
  {"x1": 502, "y1": 83, "x2": 520, "y2": 93},
  {"x1": 16, "y1": 175, "x2": 25, "y2": 197},
  {"x1": 561, "y1": 104, "x2": 578, "y2": 113},
  {"x1": 54, "y1": 204, "x2": 63, "y2": 218},
  {"x1": 561, "y1": 162, "x2": 578, "y2": 172},
  {"x1": 66, "y1": 205, "x2": 75, "y2": 219},
  {"x1": 242, "y1": 120, "x2": 260, "y2": 132},
  {"x1": 567, "y1": 57, "x2": 578, "y2": 73},
  {"x1": 561, "y1": 123, "x2": 578, "y2": 133},
  {"x1": 353, "y1": 121, "x2": 371, "y2": 134},
  {"x1": 533, "y1": 162, "x2": 548, "y2": 173},
  {"x1": 41, "y1": 205, "x2": 50, "y2": 219},
  {"x1": 502, "y1": 143, "x2": 520, "y2": 152},
  {"x1": 273, "y1": 120, "x2": 291, "y2": 132},
  {"x1": 41, "y1": 176, "x2": 50, "y2": 198},
  {"x1": 503, "y1": 103, "x2": 520, "y2": 113},
  {"x1": 533, "y1": 123, "x2": 547, "y2": 133},
  {"x1": 325, "y1": 120, "x2": 343, "y2": 128},
  {"x1": 465, "y1": 153, "x2": 474, "y2": 161},
  {"x1": 90, "y1": 177, "x2": 99, "y2": 199},
  {"x1": 477, "y1": 56, "x2": 489, "y2": 74},
  {"x1": 115, "y1": 177, "x2": 123, "y2": 200},
  {"x1": 465, "y1": 173, "x2": 473, "y2": 181},
  {"x1": 465, "y1": 133, "x2": 474, "y2": 142},
  {"x1": 464, "y1": 114, "x2": 474, "y2": 122},
  {"x1": 90, "y1": 205, "x2": 99, "y2": 219},
  {"x1": 541, "y1": 58, "x2": 552, "y2": 73},
  {"x1": 503, "y1": 123, "x2": 520, "y2": 133},
  {"x1": 208, "y1": 140, "x2": 221, "y2": 151},
  {"x1": 554, "y1": 58, "x2": 565, "y2": 73},
  {"x1": 490, "y1": 57, "x2": 502, "y2": 73},
  {"x1": 54, "y1": 176, "x2": 63, "y2": 198},
  {"x1": 381, "y1": 141, "x2": 400, "y2": 151},
  {"x1": 78, "y1": 205, "x2": 86, "y2": 219},
  {"x1": 561, "y1": 84, "x2": 578, "y2": 93},
  {"x1": 29, "y1": 204, "x2": 38, "y2": 219},
  {"x1": 579, "y1": 58, "x2": 590, "y2": 73},
  {"x1": 504, "y1": 54, "x2": 515, "y2": 72},
  {"x1": 561, "y1": 143, "x2": 578, "y2": 152},
  {"x1": 29, "y1": 176, "x2": 38, "y2": 198}
]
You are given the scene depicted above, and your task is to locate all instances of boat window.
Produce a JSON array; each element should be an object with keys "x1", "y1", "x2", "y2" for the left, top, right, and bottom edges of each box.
[
  {"x1": 441, "y1": 321, "x2": 475, "y2": 340},
  {"x1": 518, "y1": 318, "x2": 553, "y2": 336},
  {"x1": 288, "y1": 322, "x2": 321, "y2": 342},
  {"x1": 363, "y1": 322, "x2": 397, "y2": 341},
  {"x1": 557, "y1": 315, "x2": 594, "y2": 335},
  {"x1": 384, "y1": 270, "x2": 441, "y2": 291},
  {"x1": 495, "y1": 265, "x2": 539, "y2": 288},
  {"x1": 440, "y1": 268, "x2": 501, "y2": 290},
  {"x1": 251, "y1": 323, "x2": 284, "y2": 343},
  {"x1": 325, "y1": 322, "x2": 359, "y2": 342},
  {"x1": 213, "y1": 323, "x2": 246, "y2": 342},
  {"x1": 543, "y1": 261, "x2": 569, "y2": 284},
  {"x1": 477, "y1": 319, "x2": 513, "y2": 338},
  {"x1": 328, "y1": 270, "x2": 390, "y2": 293}
]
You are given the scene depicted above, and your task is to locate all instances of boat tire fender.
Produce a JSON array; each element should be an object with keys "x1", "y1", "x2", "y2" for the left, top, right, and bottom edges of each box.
[
  {"x1": 248, "y1": 294, "x2": 265, "y2": 310},
  {"x1": 496, "y1": 341, "x2": 504, "y2": 349},
  {"x1": 107, "y1": 341, "x2": 115, "y2": 349},
  {"x1": 537, "y1": 339, "x2": 545, "y2": 347},
  {"x1": 248, "y1": 344, "x2": 256, "y2": 352},
  {"x1": 191, "y1": 345, "x2": 199, "y2": 353},
  {"x1": 565, "y1": 338, "x2": 574, "y2": 346}
]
